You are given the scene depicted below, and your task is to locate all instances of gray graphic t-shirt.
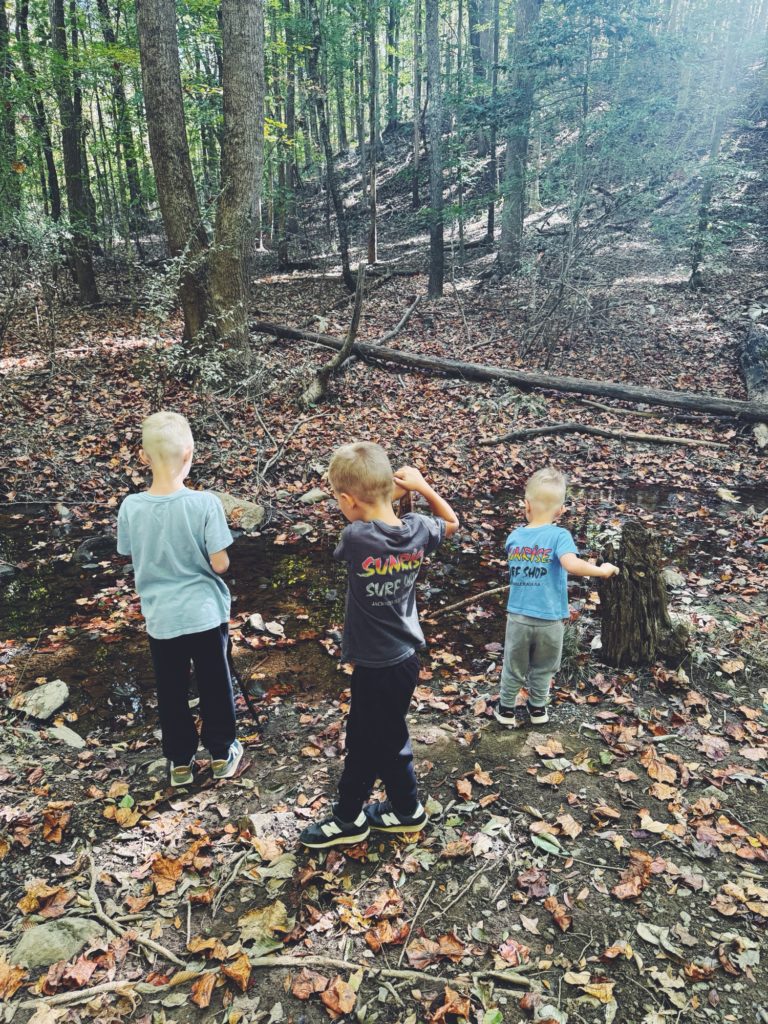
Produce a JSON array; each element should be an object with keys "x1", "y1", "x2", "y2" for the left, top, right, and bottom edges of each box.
[{"x1": 334, "y1": 512, "x2": 446, "y2": 668}]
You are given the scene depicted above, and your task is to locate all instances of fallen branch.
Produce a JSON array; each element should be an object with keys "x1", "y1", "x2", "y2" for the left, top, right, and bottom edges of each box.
[
  {"x1": 249, "y1": 320, "x2": 768, "y2": 423},
  {"x1": 480, "y1": 421, "x2": 729, "y2": 448},
  {"x1": 299, "y1": 262, "x2": 366, "y2": 409},
  {"x1": 426, "y1": 586, "x2": 508, "y2": 620},
  {"x1": 247, "y1": 953, "x2": 532, "y2": 989},
  {"x1": 376, "y1": 295, "x2": 421, "y2": 345},
  {"x1": 20, "y1": 971, "x2": 216, "y2": 1010}
]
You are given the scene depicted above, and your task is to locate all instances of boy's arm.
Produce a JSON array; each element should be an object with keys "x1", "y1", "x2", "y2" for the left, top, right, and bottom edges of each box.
[
  {"x1": 393, "y1": 466, "x2": 459, "y2": 538},
  {"x1": 560, "y1": 552, "x2": 619, "y2": 578},
  {"x1": 210, "y1": 549, "x2": 230, "y2": 574}
]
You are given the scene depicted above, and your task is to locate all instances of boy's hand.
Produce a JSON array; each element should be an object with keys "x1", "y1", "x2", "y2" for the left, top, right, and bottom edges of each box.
[
  {"x1": 393, "y1": 465, "x2": 428, "y2": 494},
  {"x1": 392, "y1": 480, "x2": 408, "y2": 501},
  {"x1": 599, "y1": 562, "x2": 620, "y2": 578}
]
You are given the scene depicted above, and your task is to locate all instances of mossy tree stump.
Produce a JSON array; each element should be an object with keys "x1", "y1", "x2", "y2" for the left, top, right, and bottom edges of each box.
[{"x1": 598, "y1": 520, "x2": 688, "y2": 668}]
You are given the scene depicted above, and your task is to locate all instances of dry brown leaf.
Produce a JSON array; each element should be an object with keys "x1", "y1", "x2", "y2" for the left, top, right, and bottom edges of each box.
[
  {"x1": 151, "y1": 854, "x2": 184, "y2": 895},
  {"x1": 456, "y1": 778, "x2": 473, "y2": 801},
  {"x1": 363, "y1": 888, "x2": 404, "y2": 920},
  {"x1": 431, "y1": 986, "x2": 471, "y2": 1023},
  {"x1": 320, "y1": 975, "x2": 357, "y2": 1019},
  {"x1": 440, "y1": 836, "x2": 472, "y2": 859},
  {"x1": 639, "y1": 746, "x2": 677, "y2": 784},
  {"x1": 497, "y1": 937, "x2": 530, "y2": 966},
  {"x1": 291, "y1": 967, "x2": 329, "y2": 999},
  {"x1": 190, "y1": 970, "x2": 217, "y2": 1009},
  {"x1": 222, "y1": 952, "x2": 251, "y2": 992},
  {"x1": 611, "y1": 849, "x2": 653, "y2": 900},
  {"x1": 364, "y1": 918, "x2": 409, "y2": 953},
  {"x1": 556, "y1": 813, "x2": 583, "y2": 838},
  {"x1": 0, "y1": 957, "x2": 27, "y2": 1000},
  {"x1": 543, "y1": 895, "x2": 572, "y2": 932},
  {"x1": 472, "y1": 763, "x2": 494, "y2": 786}
]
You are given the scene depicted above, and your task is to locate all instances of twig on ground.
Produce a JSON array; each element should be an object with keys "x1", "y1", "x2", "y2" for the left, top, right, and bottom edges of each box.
[
  {"x1": 212, "y1": 849, "x2": 257, "y2": 918},
  {"x1": 398, "y1": 879, "x2": 436, "y2": 967},
  {"x1": 86, "y1": 856, "x2": 186, "y2": 967},
  {"x1": 481, "y1": 421, "x2": 729, "y2": 448},
  {"x1": 426, "y1": 586, "x2": 508, "y2": 621}
]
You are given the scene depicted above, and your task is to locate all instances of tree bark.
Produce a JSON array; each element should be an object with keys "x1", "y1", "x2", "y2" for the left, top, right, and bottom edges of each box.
[
  {"x1": 50, "y1": 0, "x2": 99, "y2": 302},
  {"x1": 412, "y1": 0, "x2": 422, "y2": 209},
  {"x1": 209, "y1": 0, "x2": 265, "y2": 347},
  {"x1": 0, "y1": 0, "x2": 20, "y2": 216},
  {"x1": 135, "y1": 0, "x2": 211, "y2": 342},
  {"x1": 307, "y1": 0, "x2": 355, "y2": 291},
  {"x1": 741, "y1": 324, "x2": 768, "y2": 448},
  {"x1": 299, "y1": 263, "x2": 365, "y2": 408},
  {"x1": 250, "y1": 319, "x2": 768, "y2": 422},
  {"x1": 95, "y1": 0, "x2": 146, "y2": 238},
  {"x1": 486, "y1": 0, "x2": 500, "y2": 239},
  {"x1": 598, "y1": 521, "x2": 688, "y2": 669},
  {"x1": 16, "y1": 0, "x2": 61, "y2": 221},
  {"x1": 425, "y1": 0, "x2": 443, "y2": 297},
  {"x1": 368, "y1": 0, "x2": 379, "y2": 264},
  {"x1": 498, "y1": 0, "x2": 542, "y2": 275}
]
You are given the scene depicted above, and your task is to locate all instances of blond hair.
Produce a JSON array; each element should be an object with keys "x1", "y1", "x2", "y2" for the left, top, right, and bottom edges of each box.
[
  {"x1": 141, "y1": 411, "x2": 194, "y2": 467},
  {"x1": 525, "y1": 467, "x2": 567, "y2": 514},
  {"x1": 328, "y1": 441, "x2": 393, "y2": 502}
]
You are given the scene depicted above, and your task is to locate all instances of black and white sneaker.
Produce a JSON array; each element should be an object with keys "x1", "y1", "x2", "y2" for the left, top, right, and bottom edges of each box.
[
  {"x1": 364, "y1": 800, "x2": 427, "y2": 833},
  {"x1": 494, "y1": 703, "x2": 528, "y2": 728},
  {"x1": 527, "y1": 702, "x2": 550, "y2": 725},
  {"x1": 298, "y1": 808, "x2": 370, "y2": 849}
]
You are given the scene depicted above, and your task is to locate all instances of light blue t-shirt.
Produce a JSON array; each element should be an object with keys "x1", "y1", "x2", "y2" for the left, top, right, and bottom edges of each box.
[
  {"x1": 505, "y1": 524, "x2": 578, "y2": 621},
  {"x1": 117, "y1": 488, "x2": 233, "y2": 640}
]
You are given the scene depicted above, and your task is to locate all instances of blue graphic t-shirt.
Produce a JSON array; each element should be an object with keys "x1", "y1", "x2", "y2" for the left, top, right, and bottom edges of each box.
[{"x1": 505, "y1": 524, "x2": 578, "y2": 621}]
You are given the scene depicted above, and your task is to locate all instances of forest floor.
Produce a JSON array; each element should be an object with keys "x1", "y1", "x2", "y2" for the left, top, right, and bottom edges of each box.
[{"x1": 1, "y1": 122, "x2": 767, "y2": 1024}]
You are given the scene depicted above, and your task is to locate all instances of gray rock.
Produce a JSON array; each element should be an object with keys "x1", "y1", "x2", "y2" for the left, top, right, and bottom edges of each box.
[
  {"x1": 292, "y1": 522, "x2": 314, "y2": 537},
  {"x1": 212, "y1": 491, "x2": 265, "y2": 531},
  {"x1": 15, "y1": 679, "x2": 69, "y2": 721},
  {"x1": 299, "y1": 487, "x2": 330, "y2": 505},
  {"x1": 48, "y1": 724, "x2": 86, "y2": 750},
  {"x1": 0, "y1": 561, "x2": 17, "y2": 581},
  {"x1": 662, "y1": 567, "x2": 686, "y2": 588},
  {"x1": 246, "y1": 612, "x2": 267, "y2": 634},
  {"x1": 11, "y1": 917, "x2": 104, "y2": 969},
  {"x1": 75, "y1": 534, "x2": 117, "y2": 564}
]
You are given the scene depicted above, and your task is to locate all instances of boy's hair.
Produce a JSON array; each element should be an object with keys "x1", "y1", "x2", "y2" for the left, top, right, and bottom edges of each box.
[
  {"x1": 525, "y1": 467, "x2": 567, "y2": 513},
  {"x1": 328, "y1": 441, "x2": 393, "y2": 502},
  {"x1": 142, "y1": 411, "x2": 194, "y2": 466}
]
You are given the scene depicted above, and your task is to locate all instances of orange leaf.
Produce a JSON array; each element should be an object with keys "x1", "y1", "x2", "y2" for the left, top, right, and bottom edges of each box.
[
  {"x1": 320, "y1": 975, "x2": 357, "y2": 1019},
  {"x1": 291, "y1": 967, "x2": 328, "y2": 999},
  {"x1": 190, "y1": 970, "x2": 217, "y2": 1008},
  {"x1": 222, "y1": 952, "x2": 251, "y2": 992},
  {"x1": 543, "y1": 895, "x2": 572, "y2": 932},
  {"x1": 456, "y1": 778, "x2": 473, "y2": 801}
]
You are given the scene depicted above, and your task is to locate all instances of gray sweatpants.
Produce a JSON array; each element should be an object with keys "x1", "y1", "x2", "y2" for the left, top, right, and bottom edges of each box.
[{"x1": 499, "y1": 613, "x2": 565, "y2": 708}]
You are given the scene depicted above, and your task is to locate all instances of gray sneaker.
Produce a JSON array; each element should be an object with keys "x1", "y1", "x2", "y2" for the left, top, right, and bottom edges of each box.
[
  {"x1": 211, "y1": 739, "x2": 244, "y2": 780},
  {"x1": 170, "y1": 758, "x2": 195, "y2": 788}
]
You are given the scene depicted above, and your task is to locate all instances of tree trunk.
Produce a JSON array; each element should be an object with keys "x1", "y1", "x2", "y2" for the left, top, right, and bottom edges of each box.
[
  {"x1": 425, "y1": 0, "x2": 443, "y2": 297},
  {"x1": 95, "y1": 0, "x2": 146, "y2": 238},
  {"x1": 208, "y1": 0, "x2": 264, "y2": 347},
  {"x1": 16, "y1": 0, "x2": 61, "y2": 221},
  {"x1": 485, "y1": 0, "x2": 500, "y2": 240},
  {"x1": 307, "y1": 0, "x2": 355, "y2": 291},
  {"x1": 300, "y1": 262, "x2": 365, "y2": 408},
  {"x1": 368, "y1": 0, "x2": 379, "y2": 264},
  {"x1": 386, "y1": 0, "x2": 399, "y2": 129},
  {"x1": 412, "y1": 0, "x2": 422, "y2": 209},
  {"x1": 741, "y1": 324, "x2": 768, "y2": 448},
  {"x1": 250, "y1": 319, "x2": 768, "y2": 422},
  {"x1": 598, "y1": 521, "x2": 688, "y2": 668},
  {"x1": 135, "y1": 0, "x2": 211, "y2": 341},
  {"x1": 0, "y1": 0, "x2": 20, "y2": 216},
  {"x1": 50, "y1": 0, "x2": 99, "y2": 302},
  {"x1": 282, "y1": 0, "x2": 301, "y2": 181},
  {"x1": 335, "y1": 63, "x2": 348, "y2": 153},
  {"x1": 498, "y1": 0, "x2": 542, "y2": 275}
]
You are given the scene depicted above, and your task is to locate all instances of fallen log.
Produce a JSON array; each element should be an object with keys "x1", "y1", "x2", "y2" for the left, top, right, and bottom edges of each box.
[
  {"x1": 740, "y1": 324, "x2": 768, "y2": 448},
  {"x1": 480, "y1": 421, "x2": 729, "y2": 448},
  {"x1": 250, "y1": 320, "x2": 768, "y2": 423}
]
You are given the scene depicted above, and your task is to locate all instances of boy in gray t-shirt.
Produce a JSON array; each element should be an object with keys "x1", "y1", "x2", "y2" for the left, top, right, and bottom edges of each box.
[
  {"x1": 117, "y1": 412, "x2": 242, "y2": 787},
  {"x1": 299, "y1": 442, "x2": 459, "y2": 849}
]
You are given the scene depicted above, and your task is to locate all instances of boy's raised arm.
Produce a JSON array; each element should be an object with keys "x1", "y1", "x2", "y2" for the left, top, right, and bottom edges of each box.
[
  {"x1": 210, "y1": 549, "x2": 230, "y2": 574},
  {"x1": 560, "y1": 552, "x2": 619, "y2": 578},
  {"x1": 393, "y1": 465, "x2": 459, "y2": 538}
]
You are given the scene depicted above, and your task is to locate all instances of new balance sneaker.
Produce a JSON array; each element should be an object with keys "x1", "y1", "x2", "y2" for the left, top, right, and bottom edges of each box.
[
  {"x1": 299, "y1": 808, "x2": 370, "y2": 849},
  {"x1": 494, "y1": 702, "x2": 528, "y2": 728},
  {"x1": 364, "y1": 799, "x2": 427, "y2": 833},
  {"x1": 527, "y1": 702, "x2": 550, "y2": 725},
  {"x1": 169, "y1": 758, "x2": 195, "y2": 788},
  {"x1": 211, "y1": 739, "x2": 244, "y2": 780}
]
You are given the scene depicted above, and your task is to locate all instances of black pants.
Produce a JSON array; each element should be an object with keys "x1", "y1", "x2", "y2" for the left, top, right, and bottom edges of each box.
[
  {"x1": 148, "y1": 623, "x2": 236, "y2": 764},
  {"x1": 336, "y1": 654, "x2": 419, "y2": 821}
]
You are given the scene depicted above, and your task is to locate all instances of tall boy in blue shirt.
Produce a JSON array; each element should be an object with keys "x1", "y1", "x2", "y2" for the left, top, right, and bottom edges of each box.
[
  {"x1": 117, "y1": 411, "x2": 242, "y2": 786},
  {"x1": 299, "y1": 442, "x2": 459, "y2": 849},
  {"x1": 495, "y1": 467, "x2": 619, "y2": 728}
]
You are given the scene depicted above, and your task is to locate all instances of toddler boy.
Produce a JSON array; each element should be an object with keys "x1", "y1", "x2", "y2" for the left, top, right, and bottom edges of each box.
[
  {"x1": 495, "y1": 467, "x2": 619, "y2": 728},
  {"x1": 300, "y1": 442, "x2": 459, "y2": 849},
  {"x1": 117, "y1": 411, "x2": 242, "y2": 786}
]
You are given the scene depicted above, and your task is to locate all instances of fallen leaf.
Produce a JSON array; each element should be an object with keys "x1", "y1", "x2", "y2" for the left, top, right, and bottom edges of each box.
[
  {"x1": 190, "y1": 971, "x2": 217, "y2": 1008},
  {"x1": 222, "y1": 953, "x2": 251, "y2": 992},
  {"x1": 320, "y1": 975, "x2": 356, "y2": 1019},
  {"x1": 291, "y1": 968, "x2": 328, "y2": 999},
  {"x1": 543, "y1": 895, "x2": 572, "y2": 931}
]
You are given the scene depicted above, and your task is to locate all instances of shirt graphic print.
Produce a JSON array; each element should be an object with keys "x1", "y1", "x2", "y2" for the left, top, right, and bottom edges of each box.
[
  {"x1": 334, "y1": 512, "x2": 445, "y2": 667},
  {"x1": 505, "y1": 523, "x2": 578, "y2": 621}
]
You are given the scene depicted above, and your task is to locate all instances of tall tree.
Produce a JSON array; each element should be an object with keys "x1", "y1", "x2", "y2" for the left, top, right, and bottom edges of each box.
[
  {"x1": 0, "y1": 0, "x2": 20, "y2": 216},
  {"x1": 50, "y1": 0, "x2": 99, "y2": 302},
  {"x1": 425, "y1": 0, "x2": 443, "y2": 296},
  {"x1": 498, "y1": 0, "x2": 542, "y2": 275},
  {"x1": 368, "y1": 0, "x2": 379, "y2": 263},
  {"x1": 412, "y1": 0, "x2": 422, "y2": 208},
  {"x1": 307, "y1": 0, "x2": 355, "y2": 291}
]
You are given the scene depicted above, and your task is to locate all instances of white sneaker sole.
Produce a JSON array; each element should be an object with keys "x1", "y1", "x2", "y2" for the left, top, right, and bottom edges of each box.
[{"x1": 212, "y1": 743, "x2": 244, "y2": 780}]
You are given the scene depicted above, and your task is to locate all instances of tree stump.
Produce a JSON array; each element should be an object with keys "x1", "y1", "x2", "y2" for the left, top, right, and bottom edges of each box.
[
  {"x1": 598, "y1": 521, "x2": 688, "y2": 668},
  {"x1": 740, "y1": 324, "x2": 768, "y2": 449}
]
